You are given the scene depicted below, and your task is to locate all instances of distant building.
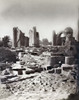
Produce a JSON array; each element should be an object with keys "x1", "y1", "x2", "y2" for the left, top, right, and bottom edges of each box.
[{"x1": 29, "y1": 27, "x2": 39, "y2": 47}]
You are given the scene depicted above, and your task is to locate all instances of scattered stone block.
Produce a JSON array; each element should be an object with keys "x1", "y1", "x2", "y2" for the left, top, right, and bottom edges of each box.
[
  {"x1": 35, "y1": 67, "x2": 43, "y2": 72},
  {"x1": 26, "y1": 70, "x2": 35, "y2": 74},
  {"x1": 48, "y1": 69, "x2": 55, "y2": 73},
  {"x1": 50, "y1": 56, "x2": 65, "y2": 67},
  {"x1": 47, "y1": 66, "x2": 52, "y2": 70},
  {"x1": 0, "y1": 76, "x2": 7, "y2": 83},
  {"x1": 56, "y1": 68, "x2": 61, "y2": 74},
  {"x1": 65, "y1": 56, "x2": 75, "y2": 65},
  {"x1": 63, "y1": 67, "x2": 73, "y2": 71},
  {"x1": 18, "y1": 69, "x2": 23, "y2": 75}
]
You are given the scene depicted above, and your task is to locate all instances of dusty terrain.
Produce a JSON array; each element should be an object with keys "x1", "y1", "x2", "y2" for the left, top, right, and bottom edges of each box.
[{"x1": 0, "y1": 52, "x2": 77, "y2": 100}]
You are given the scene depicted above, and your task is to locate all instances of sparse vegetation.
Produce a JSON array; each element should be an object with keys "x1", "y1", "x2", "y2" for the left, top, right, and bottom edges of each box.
[
  {"x1": 0, "y1": 40, "x2": 3, "y2": 47},
  {"x1": 0, "y1": 47, "x2": 16, "y2": 63},
  {"x1": 0, "y1": 36, "x2": 11, "y2": 48},
  {"x1": 2, "y1": 36, "x2": 10, "y2": 47}
]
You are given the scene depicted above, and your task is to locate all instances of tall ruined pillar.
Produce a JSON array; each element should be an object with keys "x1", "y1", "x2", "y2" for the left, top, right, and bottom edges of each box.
[
  {"x1": 29, "y1": 26, "x2": 39, "y2": 47},
  {"x1": 13, "y1": 27, "x2": 18, "y2": 47},
  {"x1": 76, "y1": 8, "x2": 79, "y2": 42},
  {"x1": 13, "y1": 27, "x2": 25, "y2": 48},
  {"x1": 78, "y1": 9, "x2": 79, "y2": 41},
  {"x1": 33, "y1": 26, "x2": 37, "y2": 46},
  {"x1": 33, "y1": 26, "x2": 36, "y2": 34},
  {"x1": 20, "y1": 31, "x2": 25, "y2": 47},
  {"x1": 29, "y1": 30, "x2": 34, "y2": 46},
  {"x1": 52, "y1": 30, "x2": 56, "y2": 46},
  {"x1": 33, "y1": 26, "x2": 39, "y2": 47}
]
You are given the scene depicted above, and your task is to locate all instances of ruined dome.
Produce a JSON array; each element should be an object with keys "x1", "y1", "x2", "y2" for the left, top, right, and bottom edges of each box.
[
  {"x1": 64, "y1": 27, "x2": 73, "y2": 33},
  {"x1": 64, "y1": 27, "x2": 73, "y2": 37}
]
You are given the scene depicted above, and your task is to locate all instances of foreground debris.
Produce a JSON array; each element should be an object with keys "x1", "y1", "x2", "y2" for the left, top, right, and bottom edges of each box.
[{"x1": 0, "y1": 27, "x2": 79, "y2": 100}]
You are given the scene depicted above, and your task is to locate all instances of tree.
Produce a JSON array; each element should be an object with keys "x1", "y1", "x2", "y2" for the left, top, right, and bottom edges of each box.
[
  {"x1": 49, "y1": 42, "x2": 52, "y2": 45},
  {"x1": 2, "y1": 36, "x2": 10, "y2": 47},
  {"x1": 42, "y1": 38, "x2": 49, "y2": 46},
  {"x1": 0, "y1": 40, "x2": 3, "y2": 47}
]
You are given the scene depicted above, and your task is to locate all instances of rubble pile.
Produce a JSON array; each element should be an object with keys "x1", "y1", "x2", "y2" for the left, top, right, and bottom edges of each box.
[{"x1": 0, "y1": 71, "x2": 77, "y2": 100}]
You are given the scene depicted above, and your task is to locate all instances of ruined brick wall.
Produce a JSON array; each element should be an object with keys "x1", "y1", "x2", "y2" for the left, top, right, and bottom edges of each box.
[
  {"x1": 13, "y1": 27, "x2": 29, "y2": 48},
  {"x1": 13, "y1": 27, "x2": 17, "y2": 47},
  {"x1": 24, "y1": 36, "x2": 29, "y2": 47},
  {"x1": 34, "y1": 32, "x2": 39, "y2": 47},
  {"x1": 19, "y1": 31, "x2": 25, "y2": 47},
  {"x1": 13, "y1": 27, "x2": 20, "y2": 47},
  {"x1": 29, "y1": 30, "x2": 34, "y2": 46}
]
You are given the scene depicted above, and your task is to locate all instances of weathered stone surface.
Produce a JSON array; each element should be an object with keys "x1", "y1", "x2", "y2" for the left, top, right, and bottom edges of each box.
[
  {"x1": 65, "y1": 56, "x2": 75, "y2": 65},
  {"x1": 17, "y1": 69, "x2": 23, "y2": 75},
  {"x1": 56, "y1": 68, "x2": 62, "y2": 74},
  {"x1": 29, "y1": 27, "x2": 39, "y2": 47},
  {"x1": 50, "y1": 56, "x2": 65, "y2": 67}
]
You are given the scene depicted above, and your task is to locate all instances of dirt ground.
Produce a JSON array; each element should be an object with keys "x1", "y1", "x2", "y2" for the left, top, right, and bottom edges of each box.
[
  {"x1": 0, "y1": 53, "x2": 77, "y2": 100},
  {"x1": 0, "y1": 71, "x2": 76, "y2": 100}
]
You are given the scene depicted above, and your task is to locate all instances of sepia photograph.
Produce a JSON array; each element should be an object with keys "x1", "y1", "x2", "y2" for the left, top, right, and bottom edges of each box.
[{"x1": 0, "y1": 0, "x2": 79, "y2": 100}]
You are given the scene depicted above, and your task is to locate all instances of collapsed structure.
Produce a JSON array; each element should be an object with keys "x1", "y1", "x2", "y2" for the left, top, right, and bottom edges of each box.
[
  {"x1": 52, "y1": 27, "x2": 77, "y2": 46},
  {"x1": 13, "y1": 26, "x2": 39, "y2": 48},
  {"x1": 51, "y1": 27, "x2": 79, "y2": 66},
  {"x1": 13, "y1": 27, "x2": 29, "y2": 48},
  {"x1": 50, "y1": 26, "x2": 79, "y2": 91}
]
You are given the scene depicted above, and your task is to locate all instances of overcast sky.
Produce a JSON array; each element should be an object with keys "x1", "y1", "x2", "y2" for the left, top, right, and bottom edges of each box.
[{"x1": 0, "y1": 0, "x2": 79, "y2": 41}]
